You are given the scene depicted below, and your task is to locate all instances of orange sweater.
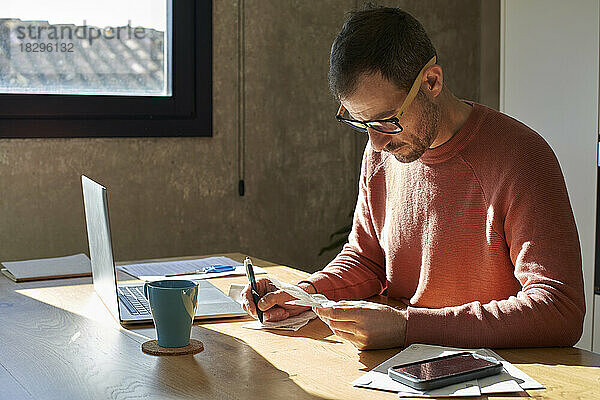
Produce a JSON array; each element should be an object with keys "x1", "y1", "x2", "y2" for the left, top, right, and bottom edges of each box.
[{"x1": 303, "y1": 103, "x2": 585, "y2": 348}]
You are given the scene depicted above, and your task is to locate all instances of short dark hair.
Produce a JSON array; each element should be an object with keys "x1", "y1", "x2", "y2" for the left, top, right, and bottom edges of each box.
[{"x1": 328, "y1": 5, "x2": 437, "y2": 99}]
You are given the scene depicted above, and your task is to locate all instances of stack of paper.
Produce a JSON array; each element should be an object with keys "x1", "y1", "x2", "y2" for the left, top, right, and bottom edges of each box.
[
  {"x1": 352, "y1": 343, "x2": 544, "y2": 397},
  {"x1": 1, "y1": 253, "x2": 91, "y2": 282},
  {"x1": 228, "y1": 280, "x2": 321, "y2": 331},
  {"x1": 116, "y1": 256, "x2": 266, "y2": 281}
]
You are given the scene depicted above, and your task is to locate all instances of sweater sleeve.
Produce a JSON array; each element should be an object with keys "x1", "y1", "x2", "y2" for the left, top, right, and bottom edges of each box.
[
  {"x1": 299, "y1": 148, "x2": 386, "y2": 300},
  {"x1": 405, "y1": 140, "x2": 586, "y2": 348}
]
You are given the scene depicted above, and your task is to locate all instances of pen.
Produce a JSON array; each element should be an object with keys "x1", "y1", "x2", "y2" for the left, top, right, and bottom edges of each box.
[
  {"x1": 244, "y1": 257, "x2": 263, "y2": 323},
  {"x1": 165, "y1": 265, "x2": 235, "y2": 277}
]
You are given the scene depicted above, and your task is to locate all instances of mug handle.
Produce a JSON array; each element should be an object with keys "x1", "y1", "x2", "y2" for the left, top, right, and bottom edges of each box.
[{"x1": 143, "y1": 282, "x2": 150, "y2": 299}]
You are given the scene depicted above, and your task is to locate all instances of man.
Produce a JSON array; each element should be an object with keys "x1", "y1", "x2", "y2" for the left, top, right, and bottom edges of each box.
[{"x1": 242, "y1": 6, "x2": 585, "y2": 350}]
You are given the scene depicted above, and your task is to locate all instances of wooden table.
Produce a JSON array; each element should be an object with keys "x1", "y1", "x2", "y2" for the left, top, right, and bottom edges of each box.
[{"x1": 0, "y1": 253, "x2": 598, "y2": 399}]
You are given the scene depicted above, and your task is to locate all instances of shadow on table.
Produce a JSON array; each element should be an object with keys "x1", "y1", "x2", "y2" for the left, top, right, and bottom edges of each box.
[
  {"x1": 356, "y1": 347, "x2": 400, "y2": 371},
  {"x1": 497, "y1": 347, "x2": 600, "y2": 367},
  {"x1": 142, "y1": 325, "x2": 334, "y2": 399},
  {"x1": 0, "y1": 285, "x2": 334, "y2": 400}
]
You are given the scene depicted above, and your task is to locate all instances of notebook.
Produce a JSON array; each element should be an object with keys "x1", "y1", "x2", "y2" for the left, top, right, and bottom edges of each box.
[{"x1": 1, "y1": 253, "x2": 91, "y2": 282}]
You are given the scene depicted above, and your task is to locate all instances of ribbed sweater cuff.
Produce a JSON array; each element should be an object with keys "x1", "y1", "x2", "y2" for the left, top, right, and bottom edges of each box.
[
  {"x1": 297, "y1": 272, "x2": 332, "y2": 297},
  {"x1": 405, "y1": 306, "x2": 452, "y2": 347}
]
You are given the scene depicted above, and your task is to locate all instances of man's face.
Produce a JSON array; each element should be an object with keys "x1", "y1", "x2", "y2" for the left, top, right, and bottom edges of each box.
[{"x1": 341, "y1": 72, "x2": 440, "y2": 163}]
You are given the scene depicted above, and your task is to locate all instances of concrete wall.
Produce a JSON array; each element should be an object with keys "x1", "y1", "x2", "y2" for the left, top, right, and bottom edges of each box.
[
  {"x1": 480, "y1": 0, "x2": 500, "y2": 110},
  {"x1": 500, "y1": 0, "x2": 598, "y2": 352},
  {"x1": 0, "y1": 0, "x2": 497, "y2": 273}
]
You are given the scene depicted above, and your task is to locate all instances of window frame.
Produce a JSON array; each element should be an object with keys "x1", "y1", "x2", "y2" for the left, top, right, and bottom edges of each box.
[{"x1": 0, "y1": 0, "x2": 211, "y2": 138}]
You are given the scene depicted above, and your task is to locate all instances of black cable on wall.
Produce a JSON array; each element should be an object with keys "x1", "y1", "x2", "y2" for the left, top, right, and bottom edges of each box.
[{"x1": 237, "y1": 0, "x2": 246, "y2": 196}]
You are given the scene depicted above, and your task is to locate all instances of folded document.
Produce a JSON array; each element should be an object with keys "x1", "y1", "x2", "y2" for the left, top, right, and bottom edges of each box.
[
  {"x1": 239, "y1": 278, "x2": 335, "y2": 330},
  {"x1": 228, "y1": 283, "x2": 317, "y2": 331},
  {"x1": 269, "y1": 276, "x2": 335, "y2": 308}
]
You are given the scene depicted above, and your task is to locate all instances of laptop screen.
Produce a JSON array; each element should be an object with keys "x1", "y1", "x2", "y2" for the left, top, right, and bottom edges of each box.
[{"x1": 81, "y1": 175, "x2": 121, "y2": 321}]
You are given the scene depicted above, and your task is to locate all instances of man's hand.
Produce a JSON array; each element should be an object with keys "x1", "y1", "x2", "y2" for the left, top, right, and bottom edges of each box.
[
  {"x1": 314, "y1": 301, "x2": 406, "y2": 350},
  {"x1": 241, "y1": 278, "x2": 315, "y2": 322}
]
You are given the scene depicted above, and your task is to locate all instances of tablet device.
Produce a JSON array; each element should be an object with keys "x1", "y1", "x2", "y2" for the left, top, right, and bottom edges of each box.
[{"x1": 387, "y1": 352, "x2": 503, "y2": 391}]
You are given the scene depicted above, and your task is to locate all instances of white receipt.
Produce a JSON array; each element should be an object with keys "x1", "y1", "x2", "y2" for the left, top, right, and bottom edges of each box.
[
  {"x1": 229, "y1": 278, "x2": 332, "y2": 331},
  {"x1": 268, "y1": 276, "x2": 335, "y2": 308},
  {"x1": 228, "y1": 283, "x2": 319, "y2": 331},
  {"x1": 242, "y1": 310, "x2": 317, "y2": 331}
]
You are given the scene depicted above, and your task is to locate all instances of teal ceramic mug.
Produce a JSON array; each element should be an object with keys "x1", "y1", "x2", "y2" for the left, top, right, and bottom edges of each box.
[{"x1": 143, "y1": 280, "x2": 199, "y2": 348}]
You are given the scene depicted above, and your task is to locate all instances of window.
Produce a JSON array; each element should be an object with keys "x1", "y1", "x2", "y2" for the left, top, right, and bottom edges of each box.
[{"x1": 0, "y1": 0, "x2": 211, "y2": 137}]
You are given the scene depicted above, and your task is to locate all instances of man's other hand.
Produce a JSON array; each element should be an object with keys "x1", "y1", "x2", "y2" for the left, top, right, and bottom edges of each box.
[
  {"x1": 241, "y1": 278, "x2": 314, "y2": 322},
  {"x1": 314, "y1": 301, "x2": 406, "y2": 350}
]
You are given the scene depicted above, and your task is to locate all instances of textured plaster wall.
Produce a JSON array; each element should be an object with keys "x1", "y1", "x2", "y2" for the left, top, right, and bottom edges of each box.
[{"x1": 0, "y1": 1, "x2": 496, "y2": 272}]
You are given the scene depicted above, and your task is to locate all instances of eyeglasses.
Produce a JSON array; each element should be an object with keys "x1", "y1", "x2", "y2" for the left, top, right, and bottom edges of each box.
[{"x1": 335, "y1": 55, "x2": 437, "y2": 135}]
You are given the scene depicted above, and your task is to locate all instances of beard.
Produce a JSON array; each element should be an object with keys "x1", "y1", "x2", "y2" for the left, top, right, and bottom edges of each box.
[{"x1": 386, "y1": 91, "x2": 440, "y2": 163}]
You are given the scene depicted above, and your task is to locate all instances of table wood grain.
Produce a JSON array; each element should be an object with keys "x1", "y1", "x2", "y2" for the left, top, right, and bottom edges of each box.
[{"x1": 0, "y1": 253, "x2": 598, "y2": 399}]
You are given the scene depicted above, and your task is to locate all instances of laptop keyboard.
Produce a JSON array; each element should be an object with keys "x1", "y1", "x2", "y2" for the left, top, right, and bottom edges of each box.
[{"x1": 117, "y1": 286, "x2": 151, "y2": 316}]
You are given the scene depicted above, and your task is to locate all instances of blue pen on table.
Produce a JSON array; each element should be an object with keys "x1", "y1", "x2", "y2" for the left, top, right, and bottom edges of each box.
[
  {"x1": 164, "y1": 265, "x2": 235, "y2": 277},
  {"x1": 244, "y1": 257, "x2": 263, "y2": 323}
]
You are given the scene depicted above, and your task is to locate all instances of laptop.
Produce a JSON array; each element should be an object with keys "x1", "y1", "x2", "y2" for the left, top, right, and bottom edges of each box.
[{"x1": 81, "y1": 175, "x2": 246, "y2": 325}]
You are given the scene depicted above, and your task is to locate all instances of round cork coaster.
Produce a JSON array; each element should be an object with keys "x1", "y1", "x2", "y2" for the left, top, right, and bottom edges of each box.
[{"x1": 142, "y1": 339, "x2": 204, "y2": 356}]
